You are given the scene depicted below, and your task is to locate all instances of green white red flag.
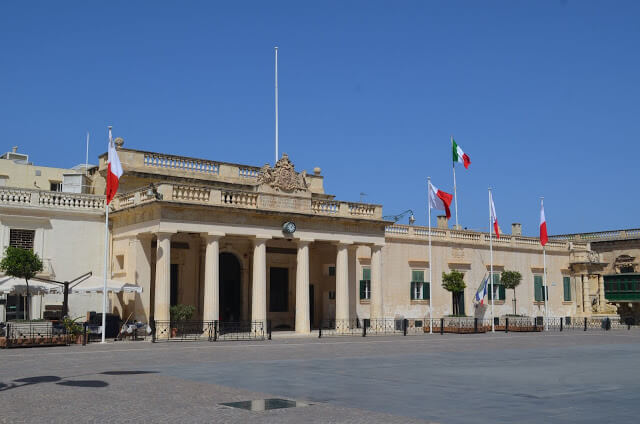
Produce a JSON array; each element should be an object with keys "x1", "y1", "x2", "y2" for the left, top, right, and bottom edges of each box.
[{"x1": 452, "y1": 137, "x2": 471, "y2": 169}]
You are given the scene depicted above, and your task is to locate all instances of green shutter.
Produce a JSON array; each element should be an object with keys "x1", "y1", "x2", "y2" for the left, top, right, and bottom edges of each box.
[
  {"x1": 360, "y1": 280, "x2": 366, "y2": 299},
  {"x1": 563, "y1": 277, "x2": 571, "y2": 301},
  {"x1": 412, "y1": 270, "x2": 424, "y2": 282},
  {"x1": 410, "y1": 282, "x2": 416, "y2": 300},
  {"x1": 534, "y1": 276, "x2": 543, "y2": 301},
  {"x1": 493, "y1": 273, "x2": 501, "y2": 285},
  {"x1": 499, "y1": 284, "x2": 505, "y2": 300},
  {"x1": 424, "y1": 282, "x2": 430, "y2": 299},
  {"x1": 362, "y1": 268, "x2": 371, "y2": 280},
  {"x1": 487, "y1": 283, "x2": 493, "y2": 300}
]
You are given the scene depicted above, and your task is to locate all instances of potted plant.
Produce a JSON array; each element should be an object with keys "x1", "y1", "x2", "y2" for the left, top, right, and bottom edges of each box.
[
  {"x1": 169, "y1": 304, "x2": 195, "y2": 337},
  {"x1": 62, "y1": 316, "x2": 84, "y2": 344}
]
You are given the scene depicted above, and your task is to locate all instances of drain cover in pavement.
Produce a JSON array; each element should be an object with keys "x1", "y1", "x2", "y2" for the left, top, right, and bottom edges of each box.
[{"x1": 220, "y1": 398, "x2": 306, "y2": 411}]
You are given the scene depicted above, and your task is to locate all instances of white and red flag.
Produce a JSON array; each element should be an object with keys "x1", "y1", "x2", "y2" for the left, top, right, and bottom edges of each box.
[
  {"x1": 489, "y1": 191, "x2": 499, "y2": 238},
  {"x1": 540, "y1": 199, "x2": 548, "y2": 246},
  {"x1": 106, "y1": 128, "x2": 123, "y2": 204},
  {"x1": 428, "y1": 181, "x2": 453, "y2": 219}
]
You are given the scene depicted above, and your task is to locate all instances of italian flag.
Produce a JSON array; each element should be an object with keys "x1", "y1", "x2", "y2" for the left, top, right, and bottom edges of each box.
[
  {"x1": 106, "y1": 128, "x2": 123, "y2": 205},
  {"x1": 428, "y1": 181, "x2": 453, "y2": 219},
  {"x1": 540, "y1": 199, "x2": 548, "y2": 246},
  {"x1": 452, "y1": 137, "x2": 471, "y2": 169}
]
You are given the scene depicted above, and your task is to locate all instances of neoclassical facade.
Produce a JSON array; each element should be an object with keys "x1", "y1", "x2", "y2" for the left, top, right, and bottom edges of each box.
[{"x1": 1, "y1": 143, "x2": 638, "y2": 326}]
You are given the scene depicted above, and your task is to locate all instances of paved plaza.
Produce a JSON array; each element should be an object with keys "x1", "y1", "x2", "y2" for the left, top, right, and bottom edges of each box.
[{"x1": 1, "y1": 331, "x2": 639, "y2": 423}]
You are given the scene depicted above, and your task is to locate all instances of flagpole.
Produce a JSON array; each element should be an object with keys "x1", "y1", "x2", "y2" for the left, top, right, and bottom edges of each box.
[
  {"x1": 101, "y1": 126, "x2": 112, "y2": 343},
  {"x1": 428, "y1": 177, "x2": 433, "y2": 334},
  {"x1": 541, "y1": 197, "x2": 548, "y2": 331},
  {"x1": 451, "y1": 136, "x2": 459, "y2": 229},
  {"x1": 489, "y1": 188, "x2": 495, "y2": 332},
  {"x1": 274, "y1": 46, "x2": 279, "y2": 163},
  {"x1": 85, "y1": 132, "x2": 90, "y2": 177}
]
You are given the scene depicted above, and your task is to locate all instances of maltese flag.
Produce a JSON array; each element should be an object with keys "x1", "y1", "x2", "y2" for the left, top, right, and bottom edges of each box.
[{"x1": 106, "y1": 128, "x2": 123, "y2": 204}]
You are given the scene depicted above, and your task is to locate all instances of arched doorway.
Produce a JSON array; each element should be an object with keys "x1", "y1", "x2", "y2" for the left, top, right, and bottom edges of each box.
[{"x1": 219, "y1": 252, "x2": 241, "y2": 322}]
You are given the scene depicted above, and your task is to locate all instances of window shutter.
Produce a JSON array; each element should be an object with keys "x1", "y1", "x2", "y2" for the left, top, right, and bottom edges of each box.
[
  {"x1": 499, "y1": 284, "x2": 505, "y2": 300},
  {"x1": 534, "y1": 276, "x2": 543, "y2": 301},
  {"x1": 493, "y1": 273, "x2": 500, "y2": 285},
  {"x1": 412, "y1": 270, "x2": 424, "y2": 282},
  {"x1": 363, "y1": 268, "x2": 371, "y2": 281},
  {"x1": 487, "y1": 284, "x2": 493, "y2": 300},
  {"x1": 424, "y1": 282, "x2": 430, "y2": 299},
  {"x1": 360, "y1": 280, "x2": 366, "y2": 299},
  {"x1": 563, "y1": 277, "x2": 571, "y2": 301},
  {"x1": 410, "y1": 282, "x2": 416, "y2": 300}
]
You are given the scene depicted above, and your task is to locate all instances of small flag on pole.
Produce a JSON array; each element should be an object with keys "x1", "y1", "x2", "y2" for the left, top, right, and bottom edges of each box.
[
  {"x1": 490, "y1": 191, "x2": 499, "y2": 238},
  {"x1": 452, "y1": 137, "x2": 471, "y2": 169},
  {"x1": 475, "y1": 275, "x2": 489, "y2": 305},
  {"x1": 106, "y1": 132, "x2": 123, "y2": 204},
  {"x1": 428, "y1": 181, "x2": 453, "y2": 219},
  {"x1": 540, "y1": 199, "x2": 548, "y2": 246}
]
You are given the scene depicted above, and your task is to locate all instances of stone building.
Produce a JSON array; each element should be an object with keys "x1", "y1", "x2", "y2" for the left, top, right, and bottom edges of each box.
[{"x1": 1, "y1": 142, "x2": 638, "y2": 327}]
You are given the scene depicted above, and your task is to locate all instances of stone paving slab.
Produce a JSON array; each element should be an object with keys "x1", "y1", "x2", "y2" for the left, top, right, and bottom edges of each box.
[{"x1": 1, "y1": 332, "x2": 639, "y2": 423}]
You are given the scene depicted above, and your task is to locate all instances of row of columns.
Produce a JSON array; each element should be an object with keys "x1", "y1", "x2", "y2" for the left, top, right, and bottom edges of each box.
[{"x1": 152, "y1": 232, "x2": 384, "y2": 333}]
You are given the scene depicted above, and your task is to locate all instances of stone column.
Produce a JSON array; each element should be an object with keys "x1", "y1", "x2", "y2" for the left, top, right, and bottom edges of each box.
[
  {"x1": 582, "y1": 274, "x2": 590, "y2": 314},
  {"x1": 154, "y1": 232, "x2": 173, "y2": 324},
  {"x1": 202, "y1": 233, "x2": 223, "y2": 322},
  {"x1": 370, "y1": 245, "x2": 384, "y2": 319},
  {"x1": 251, "y1": 237, "x2": 269, "y2": 326},
  {"x1": 598, "y1": 275, "x2": 605, "y2": 309},
  {"x1": 133, "y1": 234, "x2": 153, "y2": 322},
  {"x1": 295, "y1": 240, "x2": 312, "y2": 333},
  {"x1": 335, "y1": 242, "x2": 350, "y2": 327}
]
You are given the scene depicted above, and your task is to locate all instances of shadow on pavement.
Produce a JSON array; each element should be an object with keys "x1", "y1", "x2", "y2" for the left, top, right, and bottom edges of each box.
[{"x1": 0, "y1": 370, "x2": 156, "y2": 392}]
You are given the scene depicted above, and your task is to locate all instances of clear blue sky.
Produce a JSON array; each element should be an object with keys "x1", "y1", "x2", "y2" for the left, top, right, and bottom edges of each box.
[{"x1": 1, "y1": 1, "x2": 638, "y2": 235}]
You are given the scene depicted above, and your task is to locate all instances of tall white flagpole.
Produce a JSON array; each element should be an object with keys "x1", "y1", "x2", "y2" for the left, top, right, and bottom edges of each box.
[
  {"x1": 451, "y1": 136, "x2": 459, "y2": 229},
  {"x1": 274, "y1": 46, "x2": 279, "y2": 163},
  {"x1": 489, "y1": 188, "x2": 495, "y2": 332},
  {"x1": 428, "y1": 177, "x2": 433, "y2": 334},
  {"x1": 101, "y1": 126, "x2": 112, "y2": 343},
  {"x1": 542, "y1": 197, "x2": 548, "y2": 331},
  {"x1": 85, "y1": 132, "x2": 90, "y2": 177}
]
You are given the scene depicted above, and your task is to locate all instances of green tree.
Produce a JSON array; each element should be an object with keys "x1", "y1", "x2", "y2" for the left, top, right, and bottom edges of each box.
[
  {"x1": 0, "y1": 246, "x2": 43, "y2": 320},
  {"x1": 501, "y1": 270, "x2": 522, "y2": 315},
  {"x1": 442, "y1": 270, "x2": 466, "y2": 316}
]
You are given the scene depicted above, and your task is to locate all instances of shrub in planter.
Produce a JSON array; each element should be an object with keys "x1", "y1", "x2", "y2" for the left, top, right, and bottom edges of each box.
[{"x1": 169, "y1": 304, "x2": 196, "y2": 337}]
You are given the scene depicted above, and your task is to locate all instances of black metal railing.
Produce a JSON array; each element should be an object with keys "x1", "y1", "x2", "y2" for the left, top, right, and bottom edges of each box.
[
  {"x1": 151, "y1": 320, "x2": 266, "y2": 342},
  {"x1": 1, "y1": 321, "x2": 71, "y2": 348},
  {"x1": 318, "y1": 319, "x2": 364, "y2": 337}
]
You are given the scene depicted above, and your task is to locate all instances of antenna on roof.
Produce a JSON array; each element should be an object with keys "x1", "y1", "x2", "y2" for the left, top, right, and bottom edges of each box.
[{"x1": 274, "y1": 46, "x2": 279, "y2": 164}]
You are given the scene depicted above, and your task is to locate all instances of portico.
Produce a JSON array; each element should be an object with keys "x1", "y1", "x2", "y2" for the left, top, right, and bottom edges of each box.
[{"x1": 105, "y1": 151, "x2": 386, "y2": 332}]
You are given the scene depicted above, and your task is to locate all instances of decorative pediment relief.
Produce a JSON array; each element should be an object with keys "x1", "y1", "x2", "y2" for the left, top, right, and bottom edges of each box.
[{"x1": 258, "y1": 153, "x2": 308, "y2": 192}]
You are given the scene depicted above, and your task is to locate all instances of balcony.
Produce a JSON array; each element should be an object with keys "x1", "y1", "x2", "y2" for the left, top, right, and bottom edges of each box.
[
  {"x1": 113, "y1": 183, "x2": 384, "y2": 221},
  {"x1": 604, "y1": 274, "x2": 640, "y2": 302},
  {"x1": 0, "y1": 187, "x2": 105, "y2": 213}
]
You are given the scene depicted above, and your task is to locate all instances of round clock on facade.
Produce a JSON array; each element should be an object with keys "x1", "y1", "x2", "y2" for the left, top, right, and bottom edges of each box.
[{"x1": 282, "y1": 221, "x2": 296, "y2": 234}]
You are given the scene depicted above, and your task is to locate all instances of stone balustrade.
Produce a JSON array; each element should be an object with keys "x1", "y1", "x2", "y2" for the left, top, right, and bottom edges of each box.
[
  {"x1": 143, "y1": 152, "x2": 220, "y2": 175},
  {"x1": 550, "y1": 228, "x2": 640, "y2": 242},
  {"x1": 0, "y1": 187, "x2": 105, "y2": 212},
  {"x1": 113, "y1": 183, "x2": 383, "y2": 220},
  {"x1": 384, "y1": 224, "x2": 571, "y2": 251}
]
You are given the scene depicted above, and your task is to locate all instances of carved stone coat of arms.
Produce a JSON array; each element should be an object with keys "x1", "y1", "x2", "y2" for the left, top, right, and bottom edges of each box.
[{"x1": 258, "y1": 153, "x2": 308, "y2": 192}]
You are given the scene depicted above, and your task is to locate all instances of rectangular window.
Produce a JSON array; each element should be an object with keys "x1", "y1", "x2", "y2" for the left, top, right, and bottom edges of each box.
[
  {"x1": 50, "y1": 181, "x2": 62, "y2": 192},
  {"x1": 534, "y1": 275, "x2": 548, "y2": 301},
  {"x1": 410, "y1": 269, "x2": 429, "y2": 300},
  {"x1": 487, "y1": 273, "x2": 505, "y2": 301},
  {"x1": 563, "y1": 276, "x2": 571, "y2": 301},
  {"x1": 360, "y1": 267, "x2": 371, "y2": 300},
  {"x1": 9, "y1": 229, "x2": 35, "y2": 250},
  {"x1": 328, "y1": 266, "x2": 336, "y2": 277}
]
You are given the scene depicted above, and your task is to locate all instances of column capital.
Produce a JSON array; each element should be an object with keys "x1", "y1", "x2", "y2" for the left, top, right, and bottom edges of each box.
[
  {"x1": 333, "y1": 241, "x2": 353, "y2": 248},
  {"x1": 135, "y1": 232, "x2": 154, "y2": 241},
  {"x1": 201, "y1": 232, "x2": 225, "y2": 242},
  {"x1": 296, "y1": 238, "x2": 314, "y2": 247},
  {"x1": 252, "y1": 235, "x2": 271, "y2": 245},
  {"x1": 154, "y1": 231, "x2": 175, "y2": 240}
]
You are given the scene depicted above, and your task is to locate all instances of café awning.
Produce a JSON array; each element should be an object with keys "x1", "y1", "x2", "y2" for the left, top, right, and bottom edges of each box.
[
  {"x1": 69, "y1": 275, "x2": 142, "y2": 294},
  {"x1": 0, "y1": 276, "x2": 60, "y2": 295}
]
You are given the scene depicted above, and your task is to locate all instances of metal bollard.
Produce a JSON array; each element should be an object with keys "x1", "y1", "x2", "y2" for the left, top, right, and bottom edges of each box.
[
  {"x1": 474, "y1": 318, "x2": 478, "y2": 333},
  {"x1": 584, "y1": 317, "x2": 588, "y2": 331},
  {"x1": 82, "y1": 322, "x2": 88, "y2": 346},
  {"x1": 505, "y1": 317, "x2": 509, "y2": 333},
  {"x1": 560, "y1": 318, "x2": 563, "y2": 332},
  {"x1": 267, "y1": 320, "x2": 272, "y2": 340},
  {"x1": 213, "y1": 321, "x2": 218, "y2": 342},
  {"x1": 403, "y1": 319, "x2": 408, "y2": 336},
  {"x1": 440, "y1": 318, "x2": 444, "y2": 335},
  {"x1": 362, "y1": 324, "x2": 367, "y2": 337},
  {"x1": 318, "y1": 326, "x2": 322, "y2": 338},
  {"x1": 150, "y1": 318, "x2": 156, "y2": 343}
]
